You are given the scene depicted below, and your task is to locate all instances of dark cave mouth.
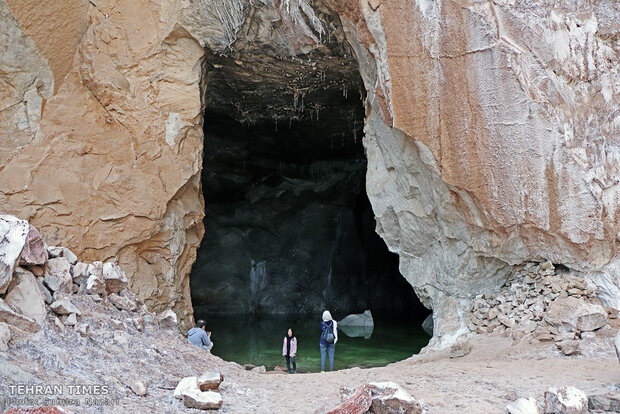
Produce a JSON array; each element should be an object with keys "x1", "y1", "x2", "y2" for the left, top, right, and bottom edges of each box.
[{"x1": 189, "y1": 40, "x2": 430, "y2": 325}]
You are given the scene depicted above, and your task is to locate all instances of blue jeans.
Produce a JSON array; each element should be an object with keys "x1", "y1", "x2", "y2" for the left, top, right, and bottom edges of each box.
[{"x1": 320, "y1": 343, "x2": 335, "y2": 371}]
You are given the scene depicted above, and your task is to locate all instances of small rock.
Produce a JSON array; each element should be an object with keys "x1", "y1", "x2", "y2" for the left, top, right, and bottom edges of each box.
[
  {"x1": 43, "y1": 276, "x2": 62, "y2": 292},
  {"x1": 133, "y1": 317, "x2": 144, "y2": 332},
  {"x1": 85, "y1": 274, "x2": 106, "y2": 295},
  {"x1": 588, "y1": 395, "x2": 612, "y2": 411},
  {"x1": 110, "y1": 319, "x2": 125, "y2": 329},
  {"x1": 47, "y1": 246, "x2": 78, "y2": 264},
  {"x1": 54, "y1": 316, "x2": 65, "y2": 333},
  {"x1": 198, "y1": 372, "x2": 223, "y2": 391},
  {"x1": 19, "y1": 224, "x2": 47, "y2": 266},
  {"x1": 29, "y1": 265, "x2": 45, "y2": 277},
  {"x1": 76, "y1": 323, "x2": 89, "y2": 337},
  {"x1": 50, "y1": 297, "x2": 81, "y2": 316},
  {"x1": 174, "y1": 377, "x2": 199, "y2": 399},
  {"x1": 450, "y1": 338, "x2": 471, "y2": 358},
  {"x1": 157, "y1": 309, "x2": 177, "y2": 330},
  {"x1": 555, "y1": 340, "x2": 580, "y2": 356},
  {"x1": 182, "y1": 389, "x2": 223, "y2": 410},
  {"x1": 65, "y1": 313, "x2": 77, "y2": 326},
  {"x1": 109, "y1": 293, "x2": 137, "y2": 312},
  {"x1": 129, "y1": 380, "x2": 147, "y2": 396},
  {"x1": 143, "y1": 313, "x2": 156, "y2": 327},
  {"x1": 506, "y1": 397, "x2": 540, "y2": 414},
  {"x1": 615, "y1": 331, "x2": 620, "y2": 363},
  {"x1": 544, "y1": 386, "x2": 587, "y2": 414},
  {"x1": 0, "y1": 322, "x2": 11, "y2": 352},
  {"x1": 251, "y1": 365, "x2": 266, "y2": 373},
  {"x1": 102, "y1": 262, "x2": 128, "y2": 294},
  {"x1": 113, "y1": 331, "x2": 129, "y2": 345},
  {"x1": 72, "y1": 262, "x2": 90, "y2": 285},
  {"x1": 499, "y1": 314, "x2": 516, "y2": 328},
  {"x1": 512, "y1": 321, "x2": 538, "y2": 341},
  {"x1": 487, "y1": 308, "x2": 499, "y2": 320},
  {"x1": 540, "y1": 261, "x2": 554, "y2": 271},
  {"x1": 46, "y1": 257, "x2": 72, "y2": 293}
]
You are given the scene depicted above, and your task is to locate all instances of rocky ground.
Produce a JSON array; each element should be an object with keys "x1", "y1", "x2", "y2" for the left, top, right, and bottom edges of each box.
[
  {"x1": 0, "y1": 293, "x2": 618, "y2": 413},
  {"x1": 1, "y1": 215, "x2": 619, "y2": 413}
]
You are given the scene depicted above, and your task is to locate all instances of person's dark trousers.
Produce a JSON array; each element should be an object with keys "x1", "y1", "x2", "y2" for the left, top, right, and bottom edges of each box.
[{"x1": 285, "y1": 355, "x2": 297, "y2": 373}]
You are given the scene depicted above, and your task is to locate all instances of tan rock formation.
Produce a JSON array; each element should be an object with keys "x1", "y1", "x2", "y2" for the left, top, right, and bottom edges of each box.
[
  {"x1": 333, "y1": 0, "x2": 619, "y2": 344},
  {"x1": 0, "y1": 0, "x2": 206, "y2": 327}
]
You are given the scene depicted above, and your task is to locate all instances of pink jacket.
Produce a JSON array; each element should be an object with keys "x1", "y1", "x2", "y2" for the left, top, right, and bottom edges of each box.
[{"x1": 282, "y1": 336, "x2": 297, "y2": 357}]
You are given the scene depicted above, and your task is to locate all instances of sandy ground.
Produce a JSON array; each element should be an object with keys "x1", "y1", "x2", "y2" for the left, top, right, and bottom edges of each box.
[{"x1": 1, "y1": 293, "x2": 618, "y2": 413}]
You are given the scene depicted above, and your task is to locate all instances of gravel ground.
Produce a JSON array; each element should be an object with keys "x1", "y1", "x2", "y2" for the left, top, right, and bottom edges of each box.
[{"x1": 1, "y1": 293, "x2": 618, "y2": 413}]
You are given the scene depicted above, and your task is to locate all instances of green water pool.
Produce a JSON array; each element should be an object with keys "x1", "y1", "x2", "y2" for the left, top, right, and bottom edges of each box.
[{"x1": 198, "y1": 314, "x2": 430, "y2": 373}]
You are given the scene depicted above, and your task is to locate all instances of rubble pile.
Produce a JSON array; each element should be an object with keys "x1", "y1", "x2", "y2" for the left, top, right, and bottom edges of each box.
[{"x1": 468, "y1": 261, "x2": 613, "y2": 355}]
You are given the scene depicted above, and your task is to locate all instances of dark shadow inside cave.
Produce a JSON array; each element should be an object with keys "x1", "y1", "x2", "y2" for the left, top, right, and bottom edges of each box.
[
  {"x1": 189, "y1": 28, "x2": 429, "y2": 325},
  {"x1": 190, "y1": 109, "x2": 429, "y2": 324}
]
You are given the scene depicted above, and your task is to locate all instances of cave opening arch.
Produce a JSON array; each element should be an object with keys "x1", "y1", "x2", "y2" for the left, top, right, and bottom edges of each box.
[{"x1": 188, "y1": 4, "x2": 431, "y2": 330}]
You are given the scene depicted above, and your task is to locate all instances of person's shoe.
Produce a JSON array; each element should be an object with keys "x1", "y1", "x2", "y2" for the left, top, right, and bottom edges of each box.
[
  {"x1": 294, "y1": 370, "x2": 297, "y2": 374},
  {"x1": 320, "y1": 371, "x2": 325, "y2": 373}
]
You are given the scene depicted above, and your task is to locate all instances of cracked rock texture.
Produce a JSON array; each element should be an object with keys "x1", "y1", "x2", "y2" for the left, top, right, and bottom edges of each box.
[{"x1": 0, "y1": 0, "x2": 618, "y2": 339}]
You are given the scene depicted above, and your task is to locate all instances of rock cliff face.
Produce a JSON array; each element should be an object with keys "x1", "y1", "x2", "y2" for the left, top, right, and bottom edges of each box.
[
  {"x1": 0, "y1": 0, "x2": 618, "y2": 340},
  {"x1": 337, "y1": 0, "x2": 620, "y2": 344}
]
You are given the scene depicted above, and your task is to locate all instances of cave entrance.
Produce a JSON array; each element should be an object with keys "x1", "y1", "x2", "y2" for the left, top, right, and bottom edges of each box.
[{"x1": 189, "y1": 10, "x2": 430, "y2": 370}]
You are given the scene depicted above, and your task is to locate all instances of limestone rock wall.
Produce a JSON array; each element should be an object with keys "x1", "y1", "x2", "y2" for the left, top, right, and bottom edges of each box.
[
  {"x1": 0, "y1": 0, "x2": 206, "y2": 327},
  {"x1": 332, "y1": 0, "x2": 620, "y2": 344}
]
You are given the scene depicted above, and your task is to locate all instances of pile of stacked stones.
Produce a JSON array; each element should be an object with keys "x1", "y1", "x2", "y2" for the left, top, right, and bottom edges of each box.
[
  {"x1": 0, "y1": 214, "x2": 171, "y2": 350},
  {"x1": 468, "y1": 261, "x2": 612, "y2": 354}
]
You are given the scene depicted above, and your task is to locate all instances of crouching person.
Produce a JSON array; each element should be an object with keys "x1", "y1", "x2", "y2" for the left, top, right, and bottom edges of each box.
[{"x1": 188, "y1": 319, "x2": 213, "y2": 351}]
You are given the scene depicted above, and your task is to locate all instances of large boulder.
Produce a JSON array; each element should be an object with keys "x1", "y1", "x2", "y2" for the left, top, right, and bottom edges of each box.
[
  {"x1": 338, "y1": 310, "x2": 374, "y2": 327},
  {"x1": 328, "y1": 384, "x2": 372, "y2": 414},
  {"x1": 422, "y1": 314, "x2": 433, "y2": 337},
  {"x1": 331, "y1": 382, "x2": 425, "y2": 414},
  {"x1": 4, "y1": 268, "x2": 46, "y2": 324},
  {"x1": 0, "y1": 215, "x2": 29, "y2": 294},
  {"x1": 19, "y1": 224, "x2": 47, "y2": 266},
  {"x1": 545, "y1": 297, "x2": 608, "y2": 332},
  {"x1": 544, "y1": 386, "x2": 588, "y2": 414}
]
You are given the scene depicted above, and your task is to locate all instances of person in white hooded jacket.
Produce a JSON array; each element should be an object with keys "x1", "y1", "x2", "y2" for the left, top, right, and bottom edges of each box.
[{"x1": 319, "y1": 310, "x2": 338, "y2": 372}]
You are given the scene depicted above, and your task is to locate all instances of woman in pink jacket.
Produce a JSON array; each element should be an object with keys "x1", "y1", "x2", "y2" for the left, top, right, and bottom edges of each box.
[{"x1": 282, "y1": 328, "x2": 297, "y2": 374}]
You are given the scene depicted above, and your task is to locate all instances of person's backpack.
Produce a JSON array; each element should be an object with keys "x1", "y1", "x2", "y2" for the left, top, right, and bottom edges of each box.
[{"x1": 322, "y1": 321, "x2": 335, "y2": 343}]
